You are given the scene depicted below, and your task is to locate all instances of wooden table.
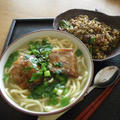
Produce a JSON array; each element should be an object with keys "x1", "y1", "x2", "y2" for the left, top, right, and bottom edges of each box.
[
  {"x1": 0, "y1": 0, "x2": 120, "y2": 120},
  {"x1": 0, "y1": 0, "x2": 120, "y2": 54}
]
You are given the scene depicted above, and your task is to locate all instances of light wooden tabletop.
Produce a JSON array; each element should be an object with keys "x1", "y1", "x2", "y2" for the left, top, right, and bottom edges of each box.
[{"x1": 0, "y1": 0, "x2": 120, "y2": 54}]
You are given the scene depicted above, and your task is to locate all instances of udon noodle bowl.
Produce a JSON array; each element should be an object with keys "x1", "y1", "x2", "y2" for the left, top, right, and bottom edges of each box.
[{"x1": 3, "y1": 36, "x2": 89, "y2": 112}]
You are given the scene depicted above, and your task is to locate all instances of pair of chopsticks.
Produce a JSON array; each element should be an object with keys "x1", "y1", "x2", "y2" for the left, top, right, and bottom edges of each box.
[{"x1": 75, "y1": 77, "x2": 120, "y2": 120}]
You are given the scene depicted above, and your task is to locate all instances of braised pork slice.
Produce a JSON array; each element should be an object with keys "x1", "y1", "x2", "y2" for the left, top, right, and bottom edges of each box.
[
  {"x1": 49, "y1": 48, "x2": 78, "y2": 77},
  {"x1": 10, "y1": 56, "x2": 42, "y2": 89}
]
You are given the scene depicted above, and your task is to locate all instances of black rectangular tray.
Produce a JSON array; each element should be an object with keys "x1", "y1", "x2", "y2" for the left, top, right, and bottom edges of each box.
[{"x1": 1, "y1": 18, "x2": 120, "y2": 120}]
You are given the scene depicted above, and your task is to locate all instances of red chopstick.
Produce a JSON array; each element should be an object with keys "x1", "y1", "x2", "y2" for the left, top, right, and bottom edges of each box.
[{"x1": 75, "y1": 77, "x2": 120, "y2": 120}]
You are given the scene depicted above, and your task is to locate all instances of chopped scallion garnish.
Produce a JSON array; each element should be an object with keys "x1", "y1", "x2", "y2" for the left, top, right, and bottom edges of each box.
[
  {"x1": 60, "y1": 97, "x2": 70, "y2": 107},
  {"x1": 3, "y1": 73, "x2": 10, "y2": 81},
  {"x1": 53, "y1": 62, "x2": 64, "y2": 67},
  {"x1": 75, "y1": 49, "x2": 82, "y2": 57},
  {"x1": 44, "y1": 70, "x2": 51, "y2": 77},
  {"x1": 5, "y1": 51, "x2": 19, "y2": 68}
]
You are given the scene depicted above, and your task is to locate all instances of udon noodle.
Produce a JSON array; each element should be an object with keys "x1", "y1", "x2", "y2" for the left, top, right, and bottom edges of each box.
[{"x1": 4, "y1": 36, "x2": 88, "y2": 112}]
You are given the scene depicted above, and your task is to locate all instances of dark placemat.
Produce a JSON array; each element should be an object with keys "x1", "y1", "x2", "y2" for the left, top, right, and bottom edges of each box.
[{"x1": 1, "y1": 18, "x2": 120, "y2": 120}]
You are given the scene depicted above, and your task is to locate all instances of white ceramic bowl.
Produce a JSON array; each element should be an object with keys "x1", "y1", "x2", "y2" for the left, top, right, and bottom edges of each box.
[{"x1": 0, "y1": 30, "x2": 94, "y2": 116}]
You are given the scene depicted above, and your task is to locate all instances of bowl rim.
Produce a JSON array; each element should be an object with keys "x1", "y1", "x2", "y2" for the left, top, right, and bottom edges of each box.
[
  {"x1": 0, "y1": 29, "x2": 94, "y2": 116},
  {"x1": 53, "y1": 8, "x2": 120, "y2": 62}
]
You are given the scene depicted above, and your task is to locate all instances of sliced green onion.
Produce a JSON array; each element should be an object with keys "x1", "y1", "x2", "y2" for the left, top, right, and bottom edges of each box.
[
  {"x1": 53, "y1": 62, "x2": 64, "y2": 67},
  {"x1": 59, "y1": 62, "x2": 64, "y2": 67},
  {"x1": 41, "y1": 39, "x2": 47, "y2": 45},
  {"x1": 50, "y1": 97, "x2": 58, "y2": 105},
  {"x1": 5, "y1": 51, "x2": 19, "y2": 68},
  {"x1": 43, "y1": 81, "x2": 48, "y2": 87},
  {"x1": 53, "y1": 87, "x2": 58, "y2": 94},
  {"x1": 44, "y1": 70, "x2": 51, "y2": 77},
  {"x1": 89, "y1": 37, "x2": 95, "y2": 44},
  {"x1": 29, "y1": 72, "x2": 42, "y2": 82},
  {"x1": 32, "y1": 49, "x2": 39, "y2": 55},
  {"x1": 56, "y1": 89, "x2": 63, "y2": 96},
  {"x1": 41, "y1": 63, "x2": 47, "y2": 71},
  {"x1": 59, "y1": 19, "x2": 73, "y2": 29},
  {"x1": 75, "y1": 49, "x2": 82, "y2": 57},
  {"x1": 63, "y1": 88, "x2": 69, "y2": 95},
  {"x1": 3, "y1": 73, "x2": 10, "y2": 81},
  {"x1": 89, "y1": 47, "x2": 93, "y2": 55},
  {"x1": 53, "y1": 62, "x2": 58, "y2": 67},
  {"x1": 60, "y1": 97, "x2": 70, "y2": 107}
]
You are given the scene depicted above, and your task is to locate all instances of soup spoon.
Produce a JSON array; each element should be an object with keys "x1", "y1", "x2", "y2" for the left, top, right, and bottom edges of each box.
[{"x1": 86, "y1": 66, "x2": 120, "y2": 94}]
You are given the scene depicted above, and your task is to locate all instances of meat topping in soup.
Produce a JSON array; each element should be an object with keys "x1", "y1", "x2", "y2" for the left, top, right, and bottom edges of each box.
[
  {"x1": 10, "y1": 56, "x2": 42, "y2": 89},
  {"x1": 49, "y1": 48, "x2": 78, "y2": 77}
]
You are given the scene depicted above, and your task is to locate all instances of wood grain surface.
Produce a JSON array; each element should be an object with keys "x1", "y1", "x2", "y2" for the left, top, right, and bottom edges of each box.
[{"x1": 0, "y1": 0, "x2": 120, "y2": 54}]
